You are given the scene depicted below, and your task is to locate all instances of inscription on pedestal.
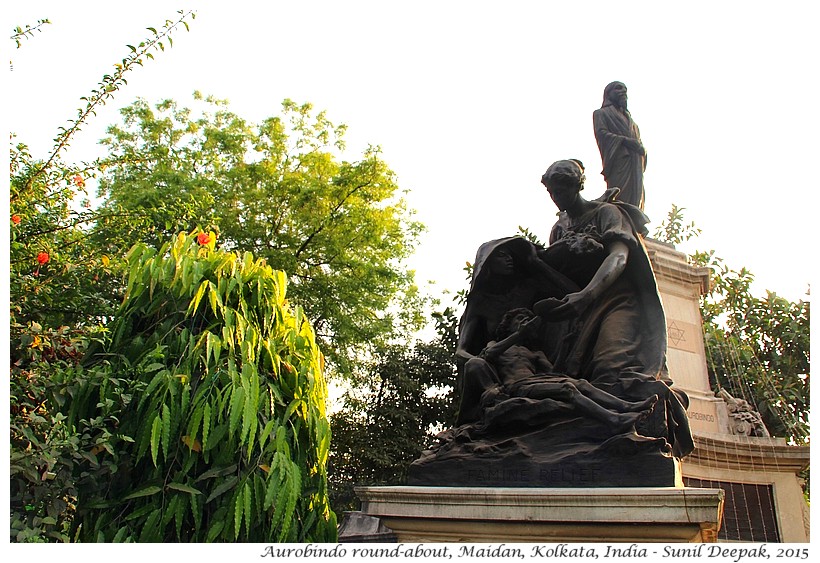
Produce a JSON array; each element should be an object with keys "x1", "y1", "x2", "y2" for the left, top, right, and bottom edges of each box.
[
  {"x1": 688, "y1": 411, "x2": 716, "y2": 423},
  {"x1": 685, "y1": 397, "x2": 722, "y2": 434},
  {"x1": 667, "y1": 319, "x2": 700, "y2": 354},
  {"x1": 465, "y1": 464, "x2": 601, "y2": 486}
]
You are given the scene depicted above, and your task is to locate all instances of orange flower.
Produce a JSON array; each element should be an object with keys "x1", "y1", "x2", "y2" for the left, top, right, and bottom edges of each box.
[
  {"x1": 197, "y1": 232, "x2": 212, "y2": 245},
  {"x1": 36, "y1": 252, "x2": 50, "y2": 265},
  {"x1": 11, "y1": 214, "x2": 21, "y2": 225},
  {"x1": 72, "y1": 174, "x2": 85, "y2": 188}
]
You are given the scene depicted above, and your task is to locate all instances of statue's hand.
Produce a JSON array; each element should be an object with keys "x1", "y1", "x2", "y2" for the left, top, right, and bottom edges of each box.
[
  {"x1": 533, "y1": 297, "x2": 562, "y2": 318},
  {"x1": 518, "y1": 315, "x2": 542, "y2": 338},
  {"x1": 480, "y1": 344, "x2": 502, "y2": 362},
  {"x1": 456, "y1": 348, "x2": 477, "y2": 363},
  {"x1": 626, "y1": 138, "x2": 645, "y2": 156},
  {"x1": 534, "y1": 292, "x2": 591, "y2": 320}
]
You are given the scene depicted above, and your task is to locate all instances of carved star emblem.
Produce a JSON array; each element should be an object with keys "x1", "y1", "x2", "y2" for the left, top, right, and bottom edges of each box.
[{"x1": 667, "y1": 321, "x2": 686, "y2": 347}]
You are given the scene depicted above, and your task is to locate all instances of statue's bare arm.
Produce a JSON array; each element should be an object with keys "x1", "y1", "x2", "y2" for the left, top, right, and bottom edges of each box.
[{"x1": 534, "y1": 240, "x2": 629, "y2": 320}]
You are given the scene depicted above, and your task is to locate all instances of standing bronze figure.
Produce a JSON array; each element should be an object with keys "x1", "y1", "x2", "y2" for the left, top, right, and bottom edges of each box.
[{"x1": 593, "y1": 82, "x2": 647, "y2": 209}]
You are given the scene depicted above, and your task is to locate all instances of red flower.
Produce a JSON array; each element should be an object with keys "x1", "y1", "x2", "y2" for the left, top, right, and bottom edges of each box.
[
  {"x1": 37, "y1": 252, "x2": 50, "y2": 265},
  {"x1": 11, "y1": 214, "x2": 21, "y2": 225},
  {"x1": 197, "y1": 232, "x2": 212, "y2": 245},
  {"x1": 72, "y1": 174, "x2": 85, "y2": 188}
]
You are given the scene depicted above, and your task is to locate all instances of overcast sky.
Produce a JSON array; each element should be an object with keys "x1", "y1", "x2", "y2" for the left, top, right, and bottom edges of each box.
[{"x1": 5, "y1": 1, "x2": 816, "y2": 305}]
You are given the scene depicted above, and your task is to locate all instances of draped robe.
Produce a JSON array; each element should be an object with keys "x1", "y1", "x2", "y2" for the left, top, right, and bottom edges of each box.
[{"x1": 593, "y1": 103, "x2": 646, "y2": 209}]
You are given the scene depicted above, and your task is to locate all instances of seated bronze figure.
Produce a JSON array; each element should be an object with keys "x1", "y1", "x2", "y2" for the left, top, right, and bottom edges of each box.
[{"x1": 409, "y1": 160, "x2": 693, "y2": 487}]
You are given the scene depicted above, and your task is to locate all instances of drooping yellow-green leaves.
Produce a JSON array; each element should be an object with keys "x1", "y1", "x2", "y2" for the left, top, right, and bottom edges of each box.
[{"x1": 71, "y1": 231, "x2": 335, "y2": 542}]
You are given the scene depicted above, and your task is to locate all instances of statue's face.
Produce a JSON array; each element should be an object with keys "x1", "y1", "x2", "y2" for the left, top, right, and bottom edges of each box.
[
  {"x1": 608, "y1": 82, "x2": 628, "y2": 108},
  {"x1": 488, "y1": 249, "x2": 514, "y2": 276},
  {"x1": 545, "y1": 180, "x2": 579, "y2": 211},
  {"x1": 509, "y1": 311, "x2": 532, "y2": 334}
]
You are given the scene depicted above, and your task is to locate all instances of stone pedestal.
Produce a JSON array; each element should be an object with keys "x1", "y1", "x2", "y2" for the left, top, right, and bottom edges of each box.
[
  {"x1": 338, "y1": 511, "x2": 397, "y2": 542},
  {"x1": 357, "y1": 486, "x2": 724, "y2": 543},
  {"x1": 644, "y1": 238, "x2": 725, "y2": 436}
]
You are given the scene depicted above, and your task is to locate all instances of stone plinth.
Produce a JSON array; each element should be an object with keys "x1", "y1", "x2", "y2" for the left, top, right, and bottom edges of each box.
[
  {"x1": 357, "y1": 486, "x2": 724, "y2": 543},
  {"x1": 644, "y1": 238, "x2": 725, "y2": 435},
  {"x1": 338, "y1": 511, "x2": 397, "y2": 543}
]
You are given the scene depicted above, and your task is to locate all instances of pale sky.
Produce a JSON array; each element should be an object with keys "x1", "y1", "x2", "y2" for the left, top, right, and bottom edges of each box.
[{"x1": 5, "y1": 0, "x2": 817, "y2": 305}]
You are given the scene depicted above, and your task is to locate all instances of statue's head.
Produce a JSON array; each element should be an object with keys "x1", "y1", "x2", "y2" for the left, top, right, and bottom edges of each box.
[
  {"x1": 603, "y1": 81, "x2": 628, "y2": 109},
  {"x1": 542, "y1": 159, "x2": 585, "y2": 188},
  {"x1": 496, "y1": 308, "x2": 535, "y2": 339},
  {"x1": 541, "y1": 159, "x2": 585, "y2": 211},
  {"x1": 470, "y1": 237, "x2": 534, "y2": 292},
  {"x1": 487, "y1": 247, "x2": 515, "y2": 276}
]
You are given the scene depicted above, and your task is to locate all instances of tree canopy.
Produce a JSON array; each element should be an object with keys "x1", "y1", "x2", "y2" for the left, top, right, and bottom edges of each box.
[
  {"x1": 328, "y1": 308, "x2": 458, "y2": 512},
  {"x1": 93, "y1": 94, "x2": 424, "y2": 372}
]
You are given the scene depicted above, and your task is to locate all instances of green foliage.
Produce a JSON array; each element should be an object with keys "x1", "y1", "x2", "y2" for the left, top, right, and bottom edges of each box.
[
  {"x1": 10, "y1": 18, "x2": 51, "y2": 49},
  {"x1": 93, "y1": 94, "x2": 424, "y2": 370},
  {"x1": 30, "y1": 11, "x2": 195, "y2": 191},
  {"x1": 328, "y1": 308, "x2": 458, "y2": 512},
  {"x1": 9, "y1": 11, "x2": 197, "y2": 330},
  {"x1": 10, "y1": 141, "x2": 121, "y2": 331},
  {"x1": 10, "y1": 324, "x2": 111, "y2": 542},
  {"x1": 652, "y1": 203, "x2": 702, "y2": 245},
  {"x1": 66, "y1": 232, "x2": 336, "y2": 542},
  {"x1": 517, "y1": 225, "x2": 546, "y2": 248},
  {"x1": 9, "y1": 9, "x2": 342, "y2": 543},
  {"x1": 10, "y1": 13, "x2": 197, "y2": 542},
  {"x1": 692, "y1": 250, "x2": 810, "y2": 443}
]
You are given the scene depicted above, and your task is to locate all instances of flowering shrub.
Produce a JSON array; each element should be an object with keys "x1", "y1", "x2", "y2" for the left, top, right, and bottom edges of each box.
[{"x1": 8, "y1": 10, "x2": 203, "y2": 543}]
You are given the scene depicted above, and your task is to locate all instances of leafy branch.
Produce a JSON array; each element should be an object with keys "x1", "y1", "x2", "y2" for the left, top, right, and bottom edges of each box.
[
  {"x1": 20, "y1": 9, "x2": 196, "y2": 197},
  {"x1": 652, "y1": 203, "x2": 702, "y2": 245},
  {"x1": 10, "y1": 19, "x2": 51, "y2": 49}
]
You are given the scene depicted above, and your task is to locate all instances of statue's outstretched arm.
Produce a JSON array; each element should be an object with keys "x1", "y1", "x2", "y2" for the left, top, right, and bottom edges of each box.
[{"x1": 534, "y1": 240, "x2": 629, "y2": 320}]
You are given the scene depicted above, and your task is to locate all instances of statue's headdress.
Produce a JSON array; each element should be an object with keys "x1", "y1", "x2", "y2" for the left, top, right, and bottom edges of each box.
[{"x1": 541, "y1": 159, "x2": 586, "y2": 190}]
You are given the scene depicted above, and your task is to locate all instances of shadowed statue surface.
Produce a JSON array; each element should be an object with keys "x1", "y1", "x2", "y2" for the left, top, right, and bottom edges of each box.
[{"x1": 409, "y1": 159, "x2": 692, "y2": 487}]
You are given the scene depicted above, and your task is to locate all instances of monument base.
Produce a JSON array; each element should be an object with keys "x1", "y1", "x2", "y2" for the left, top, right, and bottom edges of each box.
[
  {"x1": 408, "y1": 449, "x2": 682, "y2": 488},
  {"x1": 357, "y1": 486, "x2": 724, "y2": 543}
]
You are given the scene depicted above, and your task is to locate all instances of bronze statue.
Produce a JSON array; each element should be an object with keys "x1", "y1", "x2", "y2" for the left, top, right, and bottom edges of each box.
[
  {"x1": 593, "y1": 82, "x2": 647, "y2": 209},
  {"x1": 409, "y1": 160, "x2": 693, "y2": 487},
  {"x1": 464, "y1": 307, "x2": 658, "y2": 435},
  {"x1": 454, "y1": 237, "x2": 569, "y2": 425}
]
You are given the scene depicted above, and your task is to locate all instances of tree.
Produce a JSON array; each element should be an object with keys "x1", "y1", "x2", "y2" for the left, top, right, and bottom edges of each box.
[
  {"x1": 93, "y1": 94, "x2": 425, "y2": 372},
  {"x1": 328, "y1": 308, "x2": 458, "y2": 513},
  {"x1": 692, "y1": 251, "x2": 810, "y2": 442}
]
